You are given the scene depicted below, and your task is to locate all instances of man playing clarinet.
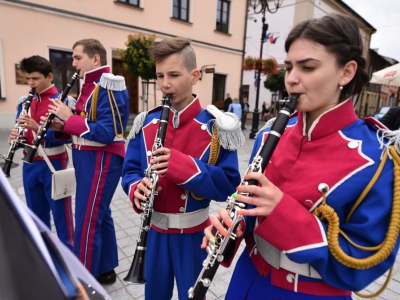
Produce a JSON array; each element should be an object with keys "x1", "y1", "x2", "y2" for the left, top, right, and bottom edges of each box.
[{"x1": 45, "y1": 39, "x2": 130, "y2": 284}]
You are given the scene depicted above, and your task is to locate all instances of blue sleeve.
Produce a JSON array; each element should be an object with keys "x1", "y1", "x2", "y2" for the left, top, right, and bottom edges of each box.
[{"x1": 82, "y1": 88, "x2": 130, "y2": 144}]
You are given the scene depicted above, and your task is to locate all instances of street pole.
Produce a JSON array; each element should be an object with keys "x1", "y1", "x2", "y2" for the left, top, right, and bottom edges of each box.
[
  {"x1": 249, "y1": 9, "x2": 268, "y2": 139},
  {"x1": 249, "y1": 0, "x2": 282, "y2": 139}
]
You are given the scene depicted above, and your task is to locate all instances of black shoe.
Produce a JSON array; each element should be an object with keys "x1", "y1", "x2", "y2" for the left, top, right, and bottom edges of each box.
[{"x1": 97, "y1": 270, "x2": 116, "y2": 284}]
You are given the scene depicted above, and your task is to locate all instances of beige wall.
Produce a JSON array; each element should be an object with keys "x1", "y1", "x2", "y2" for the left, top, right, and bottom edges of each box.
[{"x1": 0, "y1": 0, "x2": 246, "y2": 128}]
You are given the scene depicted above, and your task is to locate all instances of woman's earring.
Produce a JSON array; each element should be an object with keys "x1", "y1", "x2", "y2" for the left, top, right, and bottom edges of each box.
[{"x1": 339, "y1": 85, "x2": 343, "y2": 90}]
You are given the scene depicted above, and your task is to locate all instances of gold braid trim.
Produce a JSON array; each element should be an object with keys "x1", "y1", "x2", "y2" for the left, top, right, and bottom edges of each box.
[
  {"x1": 354, "y1": 267, "x2": 393, "y2": 298},
  {"x1": 87, "y1": 84, "x2": 124, "y2": 138},
  {"x1": 191, "y1": 126, "x2": 221, "y2": 200},
  {"x1": 89, "y1": 84, "x2": 100, "y2": 121},
  {"x1": 313, "y1": 146, "x2": 400, "y2": 298},
  {"x1": 106, "y1": 88, "x2": 124, "y2": 138}
]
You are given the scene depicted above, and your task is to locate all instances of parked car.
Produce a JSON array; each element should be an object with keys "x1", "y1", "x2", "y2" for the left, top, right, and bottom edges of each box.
[{"x1": 374, "y1": 107, "x2": 390, "y2": 120}]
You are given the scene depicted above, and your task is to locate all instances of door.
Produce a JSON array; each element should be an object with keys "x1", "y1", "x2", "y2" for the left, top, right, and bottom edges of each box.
[{"x1": 112, "y1": 59, "x2": 139, "y2": 113}]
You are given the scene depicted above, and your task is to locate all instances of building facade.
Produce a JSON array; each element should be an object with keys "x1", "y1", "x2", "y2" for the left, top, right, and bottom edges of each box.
[
  {"x1": 242, "y1": 0, "x2": 376, "y2": 118},
  {"x1": 0, "y1": 0, "x2": 247, "y2": 129}
]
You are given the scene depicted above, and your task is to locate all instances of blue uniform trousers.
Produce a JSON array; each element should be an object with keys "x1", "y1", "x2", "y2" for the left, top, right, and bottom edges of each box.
[
  {"x1": 23, "y1": 158, "x2": 74, "y2": 250},
  {"x1": 72, "y1": 149, "x2": 120, "y2": 276},
  {"x1": 145, "y1": 229, "x2": 206, "y2": 300}
]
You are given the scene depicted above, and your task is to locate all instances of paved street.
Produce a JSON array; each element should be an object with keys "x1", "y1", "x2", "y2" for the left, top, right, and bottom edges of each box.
[{"x1": 1, "y1": 123, "x2": 400, "y2": 300}]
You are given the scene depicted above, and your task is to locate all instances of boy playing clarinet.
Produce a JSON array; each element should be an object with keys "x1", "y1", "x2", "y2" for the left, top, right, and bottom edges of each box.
[{"x1": 121, "y1": 37, "x2": 242, "y2": 299}]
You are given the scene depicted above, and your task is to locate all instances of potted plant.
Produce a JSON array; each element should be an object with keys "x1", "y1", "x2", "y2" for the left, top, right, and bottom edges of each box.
[
  {"x1": 120, "y1": 33, "x2": 157, "y2": 111},
  {"x1": 243, "y1": 56, "x2": 255, "y2": 70},
  {"x1": 264, "y1": 68, "x2": 286, "y2": 98},
  {"x1": 254, "y1": 57, "x2": 263, "y2": 70},
  {"x1": 262, "y1": 57, "x2": 278, "y2": 75}
]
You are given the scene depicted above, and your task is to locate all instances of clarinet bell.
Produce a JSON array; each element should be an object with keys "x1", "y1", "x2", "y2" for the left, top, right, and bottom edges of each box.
[
  {"x1": 2, "y1": 159, "x2": 12, "y2": 178},
  {"x1": 22, "y1": 147, "x2": 36, "y2": 164},
  {"x1": 123, "y1": 247, "x2": 146, "y2": 284}
]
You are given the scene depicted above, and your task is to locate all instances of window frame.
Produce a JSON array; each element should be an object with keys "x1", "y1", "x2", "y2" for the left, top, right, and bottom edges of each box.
[
  {"x1": 212, "y1": 73, "x2": 227, "y2": 109},
  {"x1": 172, "y1": 0, "x2": 190, "y2": 23},
  {"x1": 48, "y1": 48, "x2": 80, "y2": 99},
  {"x1": 0, "y1": 38, "x2": 6, "y2": 99},
  {"x1": 114, "y1": 0, "x2": 141, "y2": 8},
  {"x1": 215, "y1": 0, "x2": 231, "y2": 34}
]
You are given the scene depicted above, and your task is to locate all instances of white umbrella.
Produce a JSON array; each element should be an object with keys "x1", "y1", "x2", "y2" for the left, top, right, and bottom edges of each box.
[{"x1": 370, "y1": 63, "x2": 400, "y2": 86}]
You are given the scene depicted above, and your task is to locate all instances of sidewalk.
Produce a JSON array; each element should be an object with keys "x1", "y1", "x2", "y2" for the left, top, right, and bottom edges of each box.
[{"x1": 1, "y1": 125, "x2": 399, "y2": 300}]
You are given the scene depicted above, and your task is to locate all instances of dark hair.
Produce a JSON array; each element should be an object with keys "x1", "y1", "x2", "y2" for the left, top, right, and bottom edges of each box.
[
  {"x1": 285, "y1": 13, "x2": 370, "y2": 101},
  {"x1": 73, "y1": 38, "x2": 107, "y2": 65},
  {"x1": 148, "y1": 37, "x2": 197, "y2": 72},
  {"x1": 20, "y1": 55, "x2": 53, "y2": 77}
]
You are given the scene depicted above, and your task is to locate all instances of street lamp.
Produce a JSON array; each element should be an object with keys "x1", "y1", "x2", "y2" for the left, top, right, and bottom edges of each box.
[{"x1": 249, "y1": 0, "x2": 283, "y2": 139}]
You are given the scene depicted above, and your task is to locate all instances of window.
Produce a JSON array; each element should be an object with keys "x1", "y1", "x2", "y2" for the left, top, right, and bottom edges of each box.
[
  {"x1": 116, "y1": 0, "x2": 140, "y2": 6},
  {"x1": 216, "y1": 0, "x2": 230, "y2": 33},
  {"x1": 173, "y1": 0, "x2": 189, "y2": 22},
  {"x1": 241, "y1": 84, "x2": 249, "y2": 100},
  {"x1": 212, "y1": 73, "x2": 227, "y2": 109},
  {"x1": 49, "y1": 50, "x2": 80, "y2": 99}
]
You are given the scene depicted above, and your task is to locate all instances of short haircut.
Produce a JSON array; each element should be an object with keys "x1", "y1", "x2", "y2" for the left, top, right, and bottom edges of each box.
[
  {"x1": 285, "y1": 13, "x2": 369, "y2": 102},
  {"x1": 148, "y1": 37, "x2": 197, "y2": 72},
  {"x1": 73, "y1": 38, "x2": 107, "y2": 65},
  {"x1": 20, "y1": 55, "x2": 53, "y2": 77}
]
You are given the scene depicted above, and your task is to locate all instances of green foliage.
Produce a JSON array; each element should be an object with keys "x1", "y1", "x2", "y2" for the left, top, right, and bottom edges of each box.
[
  {"x1": 120, "y1": 34, "x2": 157, "y2": 81},
  {"x1": 264, "y1": 68, "x2": 286, "y2": 92}
]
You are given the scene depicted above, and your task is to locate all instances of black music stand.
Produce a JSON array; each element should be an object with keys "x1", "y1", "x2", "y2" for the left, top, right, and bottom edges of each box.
[{"x1": 0, "y1": 171, "x2": 110, "y2": 300}]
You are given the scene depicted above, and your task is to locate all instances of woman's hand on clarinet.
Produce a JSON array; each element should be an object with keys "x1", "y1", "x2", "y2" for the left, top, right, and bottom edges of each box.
[
  {"x1": 236, "y1": 172, "x2": 283, "y2": 218},
  {"x1": 133, "y1": 178, "x2": 162, "y2": 210},
  {"x1": 49, "y1": 99, "x2": 73, "y2": 121},
  {"x1": 150, "y1": 147, "x2": 171, "y2": 175},
  {"x1": 201, "y1": 208, "x2": 243, "y2": 249}
]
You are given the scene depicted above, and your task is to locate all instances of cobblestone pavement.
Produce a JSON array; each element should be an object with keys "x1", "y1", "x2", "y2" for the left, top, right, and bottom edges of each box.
[{"x1": 1, "y1": 126, "x2": 399, "y2": 300}]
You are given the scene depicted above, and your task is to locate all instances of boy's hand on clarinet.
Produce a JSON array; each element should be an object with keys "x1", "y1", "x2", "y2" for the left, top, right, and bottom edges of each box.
[
  {"x1": 8, "y1": 128, "x2": 19, "y2": 145},
  {"x1": 133, "y1": 177, "x2": 162, "y2": 210},
  {"x1": 17, "y1": 114, "x2": 39, "y2": 132},
  {"x1": 150, "y1": 147, "x2": 171, "y2": 175}
]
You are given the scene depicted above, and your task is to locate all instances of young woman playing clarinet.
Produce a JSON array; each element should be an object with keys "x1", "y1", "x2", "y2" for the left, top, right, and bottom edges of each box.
[{"x1": 202, "y1": 13, "x2": 400, "y2": 299}]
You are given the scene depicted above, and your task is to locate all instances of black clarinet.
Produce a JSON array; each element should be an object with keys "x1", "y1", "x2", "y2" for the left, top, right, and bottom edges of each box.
[
  {"x1": 188, "y1": 93, "x2": 300, "y2": 300},
  {"x1": 1, "y1": 88, "x2": 36, "y2": 177},
  {"x1": 124, "y1": 94, "x2": 172, "y2": 284},
  {"x1": 22, "y1": 71, "x2": 79, "y2": 164}
]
